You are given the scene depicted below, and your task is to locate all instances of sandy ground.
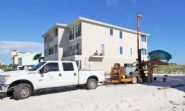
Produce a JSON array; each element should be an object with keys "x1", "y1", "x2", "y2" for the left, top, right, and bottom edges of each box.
[{"x1": 0, "y1": 74, "x2": 185, "y2": 111}]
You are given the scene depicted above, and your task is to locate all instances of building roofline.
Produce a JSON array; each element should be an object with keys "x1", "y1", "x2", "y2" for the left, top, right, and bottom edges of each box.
[
  {"x1": 42, "y1": 17, "x2": 150, "y2": 37},
  {"x1": 68, "y1": 17, "x2": 150, "y2": 36},
  {"x1": 42, "y1": 23, "x2": 67, "y2": 37}
]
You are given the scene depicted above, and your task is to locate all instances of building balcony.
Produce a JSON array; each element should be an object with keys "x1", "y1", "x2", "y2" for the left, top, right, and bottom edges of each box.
[{"x1": 63, "y1": 49, "x2": 81, "y2": 57}]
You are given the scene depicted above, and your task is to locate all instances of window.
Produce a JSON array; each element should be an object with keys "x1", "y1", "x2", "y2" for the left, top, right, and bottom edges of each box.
[
  {"x1": 70, "y1": 45, "x2": 75, "y2": 51},
  {"x1": 76, "y1": 43, "x2": 81, "y2": 55},
  {"x1": 44, "y1": 37, "x2": 47, "y2": 43},
  {"x1": 62, "y1": 63, "x2": 74, "y2": 71},
  {"x1": 120, "y1": 47, "x2": 123, "y2": 54},
  {"x1": 78, "y1": 23, "x2": 81, "y2": 36},
  {"x1": 76, "y1": 43, "x2": 80, "y2": 50},
  {"x1": 29, "y1": 62, "x2": 46, "y2": 71},
  {"x1": 49, "y1": 37, "x2": 53, "y2": 42},
  {"x1": 130, "y1": 48, "x2": 133, "y2": 55},
  {"x1": 69, "y1": 45, "x2": 73, "y2": 51},
  {"x1": 141, "y1": 35, "x2": 147, "y2": 42},
  {"x1": 44, "y1": 63, "x2": 59, "y2": 72},
  {"x1": 75, "y1": 25, "x2": 78, "y2": 37},
  {"x1": 55, "y1": 44, "x2": 58, "y2": 53},
  {"x1": 141, "y1": 49, "x2": 147, "y2": 55},
  {"x1": 55, "y1": 28, "x2": 58, "y2": 37},
  {"x1": 49, "y1": 47, "x2": 54, "y2": 55},
  {"x1": 120, "y1": 31, "x2": 122, "y2": 39},
  {"x1": 101, "y1": 44, "x2": 105, "y2": 56},
  {"x1": 75, "y1": 23, "x2": 81, "y2": 37},
  {"x1": 110, "y1": 28, "x2": 113, "y2": 36},
  {"x1": 70, "y1": 27, "x2": 74, "y2": 40},
  {"x1": 44, "y1": 49, "x2": 47, "y2": 56}
]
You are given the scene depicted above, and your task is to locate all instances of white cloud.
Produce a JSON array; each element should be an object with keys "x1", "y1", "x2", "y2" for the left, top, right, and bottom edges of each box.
[
  {"x1": 0, "y1": 41, "x2": 43, "y2": 64},
  {"x1": 105, "y1": 0, "x2": 118, "y2": 6}
]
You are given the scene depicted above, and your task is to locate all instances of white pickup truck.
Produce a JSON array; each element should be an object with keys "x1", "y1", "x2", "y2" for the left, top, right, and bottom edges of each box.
[{"x1": 0, "y1": 61, "x2": 105, "y2": 100}]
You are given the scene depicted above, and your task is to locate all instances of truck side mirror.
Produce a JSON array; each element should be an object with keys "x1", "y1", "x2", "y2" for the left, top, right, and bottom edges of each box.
[
  {"x1": 39, "y1": 68, "x2": 44, "y2": 74},
  {"x1": 39, "y1": 68, "x2": 48, "y2": 74}
]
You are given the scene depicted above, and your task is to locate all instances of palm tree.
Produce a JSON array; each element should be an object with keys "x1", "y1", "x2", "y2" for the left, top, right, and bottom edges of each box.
[
  {"x1": 0, "y1": 64, "x2": 7, "y2": 71},
  {"x1": 33, "y1": 53, "x2": 43, "y2": 63}
]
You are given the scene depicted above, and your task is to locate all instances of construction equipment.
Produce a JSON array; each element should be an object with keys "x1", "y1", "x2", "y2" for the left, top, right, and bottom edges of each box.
[
  {"x1": 106, "y1": 63, "x2": 139, "y2": 84},
  {"x1": 136, "y1": 15, "x2": 147, "y2": 82}
]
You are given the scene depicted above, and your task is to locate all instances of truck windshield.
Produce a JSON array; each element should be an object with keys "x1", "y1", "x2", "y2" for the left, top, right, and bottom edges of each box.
[{"x1": 28, "y1": 62, "x2": 46, "y2": 71}]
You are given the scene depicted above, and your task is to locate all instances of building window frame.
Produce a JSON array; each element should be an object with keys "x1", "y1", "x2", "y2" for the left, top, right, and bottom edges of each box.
[
  {"x1": 101, "y1": 44, "x2": 105, "y2": 56},
  {"x1": 141, "y1": 48, "x2": 147, "y2": 55},
  {"x1": 49, "y1": 47, "x2": 54, "y2": 55},
  {"x1": 44, "y1": 37, "x2": 47, "y2": 43},
  {"x1": 44, "y1": 49, "x2": 47, "y2": 56},
  {"x1": 141, "y1": 35, "x2": 147, "y2": 42},
  {"x1": 120, "y1": 46, "x2": 123, "y2": 55},
  {"x1": 120, "y1": 31, "x2": 122, "y2": 39},
  {"x1": 70, "y1": 27, "x2": 74, "y2": 40},
  {"x1": 75, "y1": 23, "x2": 81, "y2": 38},
  {"x1": 110, "y1": 28, "x2": 113, "y2": 36},
  {"x1": 130, "y1": 48, "x2": 133, "y2": 55},
  {"x1": 55, "y1": 28, "x2": 58, "y2": 37},
  {"x1": 54, "y1": 44, "x2": 58, "y2": 53},
  {"x1": 49, "y1": 37, "x2": 53, "y2": 42}
]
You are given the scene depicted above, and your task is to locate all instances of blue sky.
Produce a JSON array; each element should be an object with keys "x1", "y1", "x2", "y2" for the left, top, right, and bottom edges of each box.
[{"x1": 0, "y1": 0, "x2": 185, "y2": 64}]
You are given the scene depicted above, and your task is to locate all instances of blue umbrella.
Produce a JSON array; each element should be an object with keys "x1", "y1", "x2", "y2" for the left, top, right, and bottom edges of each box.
[{"x1": 148, "y1": 50, "x2": 172, "y2": 62}]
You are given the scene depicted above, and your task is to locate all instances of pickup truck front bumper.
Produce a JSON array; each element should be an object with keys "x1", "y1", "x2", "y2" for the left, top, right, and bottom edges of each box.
[{"x1": 0, "y1": 84, "x2": 9, "y2": 93}]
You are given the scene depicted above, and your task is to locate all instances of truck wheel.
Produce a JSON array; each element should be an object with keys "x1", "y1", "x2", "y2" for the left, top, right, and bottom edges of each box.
[
  {"x1": 86, "y1": 78, "x2": 98, "y2": 90},
  {"x1": 131, "y1": 76, "x2": 137, "y2": 84},
  {"x1": 13, "y1": 83, "x2": 32, "y2": 100}
]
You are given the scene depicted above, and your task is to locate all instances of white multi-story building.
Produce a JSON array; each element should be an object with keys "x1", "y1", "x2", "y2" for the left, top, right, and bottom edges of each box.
[
  {"x1": 42, "y1": 17, "x2": 149, "y2": 71},
  {"x1": 11, "y1": 50, "x2": 43, "y2": 70}
]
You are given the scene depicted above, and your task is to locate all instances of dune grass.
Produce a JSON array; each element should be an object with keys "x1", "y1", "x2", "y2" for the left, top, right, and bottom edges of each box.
[{"x1": 154, "y1": 65, "x2": 185, "y2": 74}]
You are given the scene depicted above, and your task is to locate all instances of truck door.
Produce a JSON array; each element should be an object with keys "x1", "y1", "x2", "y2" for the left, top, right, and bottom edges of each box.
[
  {"x1": 61, "y1": 62, "x2": 78, "y2": 85},
  {"x1": 44, "y1": 62, "x2": 64, "y2": 87},
  {"x1": 37, "y1": 62, "x2": 62, "y2": 88}
]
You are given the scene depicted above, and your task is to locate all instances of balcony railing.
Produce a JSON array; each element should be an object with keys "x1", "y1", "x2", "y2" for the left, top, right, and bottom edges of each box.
[{"x1": 63, "y1": 49, "x2": 81, "y2": 57}]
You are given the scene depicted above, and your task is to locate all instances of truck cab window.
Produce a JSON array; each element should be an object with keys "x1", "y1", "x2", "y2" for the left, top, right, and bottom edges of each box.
[
  {"x1": 43, "y1": 63, "x2": 59, "y2": 72},
  {"x1": 29, "y1": 62, "x2": 46, "y2": 71},
  {"x1": 62, "y1": 63, "x2": 74, "y2": 71}
]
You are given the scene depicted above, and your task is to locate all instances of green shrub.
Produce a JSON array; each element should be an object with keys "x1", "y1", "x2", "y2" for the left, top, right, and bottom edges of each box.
[{"x1": 154, "y1": 65, "x2": 185, "y2": 74}]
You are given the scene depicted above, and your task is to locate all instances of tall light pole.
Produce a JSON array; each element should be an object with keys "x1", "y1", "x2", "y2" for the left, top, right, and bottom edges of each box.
[{"x1": 137, "y1": 15, "x2": 143, "y2": 65}]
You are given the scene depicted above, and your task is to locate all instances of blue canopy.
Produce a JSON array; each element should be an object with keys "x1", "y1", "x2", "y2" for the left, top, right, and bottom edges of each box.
[{"x1": 148, "y1": 50, "x2": 172, "y2": 62}]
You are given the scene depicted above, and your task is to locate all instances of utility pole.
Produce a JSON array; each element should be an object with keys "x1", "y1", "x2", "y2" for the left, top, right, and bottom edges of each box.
[{"x1": 137, "y1": 15, "x2": 143, "y2": 65}]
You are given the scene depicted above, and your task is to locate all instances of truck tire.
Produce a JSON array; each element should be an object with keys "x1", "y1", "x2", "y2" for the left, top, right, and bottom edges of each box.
[
  {"x1": 131, "y1": 76, "x2": 137, "y2": 84},
  {"x1": 13, "y1": 83, "x2": 32, "y2": 100},
  {"x1": 86, "y1": 78, "x2": 98, "y2": 90}
]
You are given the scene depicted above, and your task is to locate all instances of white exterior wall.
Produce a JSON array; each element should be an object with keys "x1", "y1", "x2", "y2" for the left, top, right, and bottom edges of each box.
[
  {"x1": 43, "y1": 17, "x2": 149, "y2": 72},
  {"x1": 58, "y1": 27, "x2": 70, "y2": 60},
  {"x1": 44, "y1": 26, "x2": 71, "y2": 61},
  {"x1": 79, "y1": 22, "x2": 148, "y2": 71}
]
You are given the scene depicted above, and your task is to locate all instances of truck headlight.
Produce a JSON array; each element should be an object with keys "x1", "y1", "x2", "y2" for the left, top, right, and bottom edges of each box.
[
  {"x1": 4, "y1": 76, "x2": 11, "y2": 81},
  {"x1": 0, "y1": 75, "x2": 11, "y2": 83}
]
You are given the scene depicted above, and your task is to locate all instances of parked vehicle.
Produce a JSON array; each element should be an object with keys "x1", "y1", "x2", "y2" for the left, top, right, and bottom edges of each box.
[{"x1": 0, "y1": 61, "x2": 105, "y2": 100}]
